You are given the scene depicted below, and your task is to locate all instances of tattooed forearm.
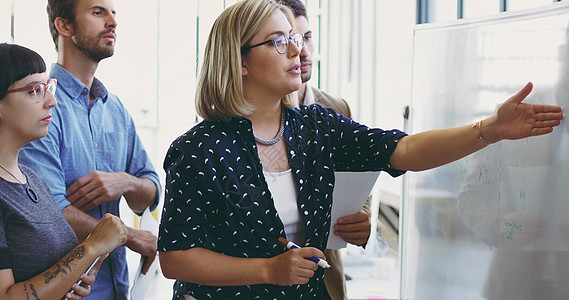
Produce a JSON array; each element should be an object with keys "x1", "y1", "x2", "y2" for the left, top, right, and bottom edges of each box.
[
  {"x1": 42, "y1": 245, "x2": 86, "y2": 284},
  {"x1": 43, "y1": 264, "x2": 63, "y2": 284},
  {"x1": 23, "y1": 281, "x2": 30, "y2": 300},
  {"x1": 29, "y1": 283, "x2": 40, "y2": 300},
  {"x1": 62, "y1": 245, "x2": 85, "y2": 273}
]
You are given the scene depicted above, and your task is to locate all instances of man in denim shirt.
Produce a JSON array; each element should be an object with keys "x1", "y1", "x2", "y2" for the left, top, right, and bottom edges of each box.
[{"x1": 19, "y1": 0, "x2": 161, "y2": 299}]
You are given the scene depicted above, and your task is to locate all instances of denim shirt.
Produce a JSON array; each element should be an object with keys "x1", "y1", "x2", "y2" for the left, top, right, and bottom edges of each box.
[
  {"x1": 158, "y1": 104, "x2": 407, "y2": 300},
  {"x1": 19, "y1": 63, "x2": 161, "y2": 300}
]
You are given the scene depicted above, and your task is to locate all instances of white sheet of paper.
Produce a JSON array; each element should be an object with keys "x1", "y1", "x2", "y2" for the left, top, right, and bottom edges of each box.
[
  {"x1": 130, "y1": 208, "x2": 159, "y2": 300},
  {"x1": 326, "y1": 171, "x2": 380, "y2": 249}
]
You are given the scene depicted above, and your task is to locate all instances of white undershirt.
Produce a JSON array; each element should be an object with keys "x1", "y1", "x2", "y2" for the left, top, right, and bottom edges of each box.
[{"x1": 264, "y1": 169, "x2": 304, "y2": 244}]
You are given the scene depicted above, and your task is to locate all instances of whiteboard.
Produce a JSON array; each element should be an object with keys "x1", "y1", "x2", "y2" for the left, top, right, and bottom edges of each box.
[{"x1": 402, "y1": 3, "x2": 569, "y2": 300}]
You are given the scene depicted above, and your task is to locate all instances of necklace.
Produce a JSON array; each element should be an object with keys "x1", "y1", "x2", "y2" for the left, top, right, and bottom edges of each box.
[
  {"x1": 254, "y1": 110, "x2": 285, "y2": 146},
  {"x1": 0, "y1": 164, "x2": 38, "y2": 203}
]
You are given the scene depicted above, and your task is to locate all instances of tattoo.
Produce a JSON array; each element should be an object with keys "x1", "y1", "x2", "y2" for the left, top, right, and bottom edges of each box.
[
  {"x1": 43, "y1": 264, "x2": 63, "y2": 284},
  {"x1": 43, "y1": 246, "x2": 85, "y2": 284},
  {"x1": 29, "y1": 283, "x2": 40, "y2": 300},
  {"x1": 62, "y1": 246, "x2": 85, "y2": 273},
  {"x1": 23, "y1": 281, "x2": 30, "y2": 300}
]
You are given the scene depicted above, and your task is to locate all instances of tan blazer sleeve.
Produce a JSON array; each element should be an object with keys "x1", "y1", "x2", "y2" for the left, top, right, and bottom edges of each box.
[{"x1": 311, "y1": 87, "x2": 352, "y2": 119}]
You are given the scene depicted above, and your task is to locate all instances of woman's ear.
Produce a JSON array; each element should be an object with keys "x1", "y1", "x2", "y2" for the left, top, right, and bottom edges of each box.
[
  {"x1": 241, "y1": 63, "x2": 248, "y2": 77},
  {"x1": 54, "y1": 17, "x2": 74, "y2": 38}
]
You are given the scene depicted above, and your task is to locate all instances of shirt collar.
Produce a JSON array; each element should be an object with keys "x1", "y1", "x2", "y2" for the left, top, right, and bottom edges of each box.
[
  {"x1": 50, "y1": 63, "x2": 109, "y2": 102},
  {"x1": 302, "y1": 83, "x2": 315, "y2": 105}
]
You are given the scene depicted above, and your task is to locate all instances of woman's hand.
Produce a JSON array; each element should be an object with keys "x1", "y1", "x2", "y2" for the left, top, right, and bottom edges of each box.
[
  {"x1": 63, "y1": 253, "x2": 109, "y2": 299},
  {"x1": 84, "y1": 214, "x2": 128, "y2": 256},
  {"x1": 487, "y1": 82, "x2": 563, "y2": 143},
  {"x1": 63, "y1": 273, "x2": 94, "y2": 300},
  {"x1": 265, "y1": 247, "x2": 325, "y2": 286},
  {"x1": 334, "y1": 210, "x2": 371, "y2": 246}
]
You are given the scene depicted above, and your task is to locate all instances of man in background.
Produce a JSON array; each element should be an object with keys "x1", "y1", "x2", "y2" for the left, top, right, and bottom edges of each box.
[
  {"x1": 19, "y1": 0, "x2": 161, "y2": 298},
  {"x1": 277, "y1": 1, "x2": 373, "y2": 299}
]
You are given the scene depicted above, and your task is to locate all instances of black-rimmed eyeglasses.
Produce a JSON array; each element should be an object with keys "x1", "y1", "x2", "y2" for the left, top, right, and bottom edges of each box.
[
  {"x1": 242, "y1": 32, "x2": 304, "y2": 55},
  {"x1": 6, "y1": 78, "x2": 57, "y2": 102}
]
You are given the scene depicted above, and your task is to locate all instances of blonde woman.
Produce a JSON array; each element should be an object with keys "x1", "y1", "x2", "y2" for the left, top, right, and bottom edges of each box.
[{"x1": 158, "y1": 0, "x2": 563, "y2": 299}]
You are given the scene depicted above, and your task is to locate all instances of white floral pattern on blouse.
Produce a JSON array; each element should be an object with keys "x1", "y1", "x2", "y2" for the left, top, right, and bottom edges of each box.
[{"x1": 159, "y1": 104, "x2": 407, "y2": 300}]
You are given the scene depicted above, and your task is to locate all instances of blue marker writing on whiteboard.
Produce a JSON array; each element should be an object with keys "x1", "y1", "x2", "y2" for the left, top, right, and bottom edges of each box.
[{"x1": 278, "y1": 237, "x2": 331, "y2": 269}]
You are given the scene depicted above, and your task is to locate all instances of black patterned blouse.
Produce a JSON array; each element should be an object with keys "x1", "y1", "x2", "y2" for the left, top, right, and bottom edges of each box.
[{"x1": 158, "y1": 104, "x2": 407, "y2": 300}]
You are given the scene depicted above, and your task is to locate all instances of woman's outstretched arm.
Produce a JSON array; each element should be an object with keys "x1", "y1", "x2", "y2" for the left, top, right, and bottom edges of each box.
[{"x1": 390, "y1": 82, "x2": 563, "y2": 172}]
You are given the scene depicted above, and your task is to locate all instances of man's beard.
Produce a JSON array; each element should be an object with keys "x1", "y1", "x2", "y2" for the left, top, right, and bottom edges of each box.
[
  {"x1": 72, "y1": 30, "x2": 115, "y2": 62},
  {"x1": 301, "y1": 70, "x2": 312, "y2": 83},
  {"x1": 300, "y1": 58, "x2": 312, "y2": 83}
]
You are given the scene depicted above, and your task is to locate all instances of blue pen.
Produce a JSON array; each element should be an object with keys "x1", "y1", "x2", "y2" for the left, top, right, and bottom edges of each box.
[{"x1": 278, "y1": 237, "x2": 331, "y2": 268}]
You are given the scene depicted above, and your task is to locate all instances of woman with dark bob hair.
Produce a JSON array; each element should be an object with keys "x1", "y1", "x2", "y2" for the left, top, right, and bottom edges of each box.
[
  {"x1": 158, "y1": 0, "x2": 563, "y2": 299},
  {"x1": 0, "y1": 43, "x2": 128, "y2": 300}
]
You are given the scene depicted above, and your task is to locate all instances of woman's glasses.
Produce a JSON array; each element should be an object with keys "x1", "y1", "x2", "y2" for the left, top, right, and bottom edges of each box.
[
  {"x1": 243, "y1": 32, "x2": 304, "y2": 54},
  {"x1": 6, "y1": 78, "x2": 57, "y2": 102}
]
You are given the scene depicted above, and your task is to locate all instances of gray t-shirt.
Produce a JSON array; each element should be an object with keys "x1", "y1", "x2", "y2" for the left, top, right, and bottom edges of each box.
[{"x1": 0, "y1": 165, "x2": 77, "y2": 283}]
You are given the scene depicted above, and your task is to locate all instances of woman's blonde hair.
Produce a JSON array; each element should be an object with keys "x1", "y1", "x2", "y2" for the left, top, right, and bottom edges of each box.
[{"x1": 196, "y1": 0, "x2": 298, "y2": 122}]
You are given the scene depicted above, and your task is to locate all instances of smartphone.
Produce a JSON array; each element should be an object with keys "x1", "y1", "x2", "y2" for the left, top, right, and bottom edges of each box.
[{"x1": 62, "y1": 256, "x2": 100, "y2": 300}]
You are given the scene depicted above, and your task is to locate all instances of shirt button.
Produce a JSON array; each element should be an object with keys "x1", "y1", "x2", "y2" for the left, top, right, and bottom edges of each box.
[
  {"x1": 95, "y1": 143, "x2": 98, "y2": 148},
  {"x1": 304, "y1": 211, "x2": 309, "y2": 216}
]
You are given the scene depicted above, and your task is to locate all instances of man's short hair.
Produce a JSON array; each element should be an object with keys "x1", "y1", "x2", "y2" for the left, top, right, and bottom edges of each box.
[
  {"x1": 276, "y1": 0, "x2": 307, "y2": 19},
  {"x1": 47, "y1": 0, "x2": 80, "y2": 51}
]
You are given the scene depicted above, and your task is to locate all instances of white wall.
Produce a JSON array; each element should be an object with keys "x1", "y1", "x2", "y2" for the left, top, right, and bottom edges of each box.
[{"x1": 317, "y1": 0, "x2": 415, "y2": 206}]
